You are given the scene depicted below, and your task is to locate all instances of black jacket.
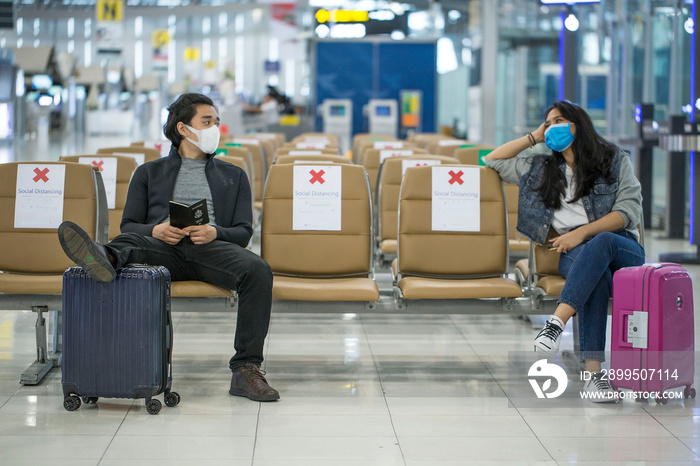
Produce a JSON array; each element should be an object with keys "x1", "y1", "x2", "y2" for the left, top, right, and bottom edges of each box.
[{"x1": 120, "y1": 145, "x2": 253, "y2": 248}]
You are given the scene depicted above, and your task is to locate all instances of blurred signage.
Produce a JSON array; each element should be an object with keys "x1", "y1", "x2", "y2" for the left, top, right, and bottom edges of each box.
[
  {"x1": 152, "y1": 29, "x2": 169, "y2": 71},
  {"x1": 184, "y1": 47, "x2": 200, "y2": 62},
  {"x1": 315, "y1": 8, "x2": 407, "y2": 36},
  {"x1": 96, "y1": 0, "x2": 123, "y2": 22},
  {"x1": 264, "y1": 60, "x2": 280, "y2": 73}
]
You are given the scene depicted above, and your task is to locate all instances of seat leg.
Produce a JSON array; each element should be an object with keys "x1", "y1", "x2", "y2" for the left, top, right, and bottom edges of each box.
[{"x1": 20, "y1": 305, "x2": 56, "y2": 385}]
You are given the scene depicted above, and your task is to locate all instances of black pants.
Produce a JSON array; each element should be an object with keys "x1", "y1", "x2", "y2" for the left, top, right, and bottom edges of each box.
[{"x1": 104, "y1": 233, "x2": 273, "y2": 371}]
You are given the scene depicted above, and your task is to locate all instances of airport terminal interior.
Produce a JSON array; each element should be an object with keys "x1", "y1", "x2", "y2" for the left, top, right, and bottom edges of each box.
[{"x1": 3, "y1": 0, "x2": 700, "y2": 464}]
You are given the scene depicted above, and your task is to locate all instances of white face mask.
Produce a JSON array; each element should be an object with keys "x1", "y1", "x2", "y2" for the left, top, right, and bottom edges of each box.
[{"x1": 184, "y1": 124, "x2": 220, "y2": 154}]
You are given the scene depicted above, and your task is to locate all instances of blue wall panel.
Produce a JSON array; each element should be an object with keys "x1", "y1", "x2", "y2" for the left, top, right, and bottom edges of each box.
[
  {"x1": 315, "y1": 41, "x2": 374, "y2": 136},
  {"x1": 315, "y1": 40, "x2": 436, "y2": 136},
  {"x1": 377, "y1": 42, "x2": 436, "y2": 134}
]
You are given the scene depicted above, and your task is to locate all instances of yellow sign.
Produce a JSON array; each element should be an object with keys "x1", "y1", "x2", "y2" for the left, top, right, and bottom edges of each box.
[
  {"x1": 152, "y1": 29, "x2": 169, "y2": 49},
  {"x1": 96, "y1": 0, "x2": 123, "y2": 22},
  {"x1": 184, "y1": 47, "x2": 200, "y2": 61},
  {"x1": 315, "y1": 9, "x2": 369, "y2": 24}
]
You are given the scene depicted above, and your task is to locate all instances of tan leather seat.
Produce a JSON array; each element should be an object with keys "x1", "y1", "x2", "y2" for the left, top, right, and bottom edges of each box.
[
  {"x1": 215, "y1": 155, "x2": 256, "y2": 226},
  {"x1": 275, "y1": 154, "x2": 352, "y2": 165},
  {"x1": 261, "y1": 164, "x2": 379, "y2": 301},
  {"x1": 453, "y1": 145, "x2": 496, "y2": 165},
  {"x1": 428, "y1": 140, "x2": 471, "y2": 157},
  {"x1": 351, "y1": 133, "x2": 396, "y2": 160},
  {"x1": 363, "y1": 148, "x2": 427, "y2": 200},
  {"x1": 292, "y1": 133, "x2": 340, "y2": 146},
  {"x1": 97, "y1": 146, "x2": 160, "y2": 163},
  {"x1": 60, "y1": 155, "x2": 137, "y2": 241},
  {"x1": 409, "y1": 133, "x2": 452, "y2": 150},
  {"x1": 355, "y1": 140, "x2": 408, "y2": 166},
  {"x1": 515, "y1": 240, "x2": 565, "y2": 296},
  {"x1": 0, "y1": 162, "x2": 107, "y2": 293},
  {"x1": 504, "y1": 183, "x2": 529, "y2": 253},
  {"x1": 376, "y1": 155, "x2": 459, "y2": 256},
  {"x1": 224, "y1": 140, "x2": 267, "y2": 211},
  {"x1": 396, "y1": 165, "x2": 522, "y2": 299},
  {"x1": 276, "y1": 147, "x2": 340, "y2": 157}
]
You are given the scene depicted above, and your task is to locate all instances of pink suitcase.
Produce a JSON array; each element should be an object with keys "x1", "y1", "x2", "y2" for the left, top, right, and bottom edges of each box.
[{"x1": 611, "y1": 263, "x2": 695, "y2": 402}]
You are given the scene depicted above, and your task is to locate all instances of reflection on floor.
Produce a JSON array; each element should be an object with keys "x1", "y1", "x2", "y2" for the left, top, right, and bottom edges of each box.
[
  {"x1": 1, "y1": 232, "x2": 700, "y2": 465},
  {"x1": 3, "y1": 133, "x2": 700, "y2": 464}
]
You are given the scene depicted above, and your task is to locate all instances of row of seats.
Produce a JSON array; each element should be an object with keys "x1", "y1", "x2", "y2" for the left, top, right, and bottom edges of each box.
[{"x1": 0, "y1": 133, "x2": 564, "y2": 385}]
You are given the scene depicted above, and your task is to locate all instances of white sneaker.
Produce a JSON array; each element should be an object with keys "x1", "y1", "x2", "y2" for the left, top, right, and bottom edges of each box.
[
  {"x1": 583, "y1": 371, "x2": 619, "y2": 403},
  {"x1": 534, "y1": 316, "x2": 564, "y2": 356}
]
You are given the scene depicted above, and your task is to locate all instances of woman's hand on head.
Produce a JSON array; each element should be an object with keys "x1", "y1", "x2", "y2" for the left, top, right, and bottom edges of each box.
[{"x1": 532, "y1": 122, "x2": 546, "y2": 145}]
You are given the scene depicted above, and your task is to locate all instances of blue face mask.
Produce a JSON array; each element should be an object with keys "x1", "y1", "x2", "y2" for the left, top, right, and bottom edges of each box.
[{"x1": 544, "y1": 123, "x2": 575, "y2": 152}]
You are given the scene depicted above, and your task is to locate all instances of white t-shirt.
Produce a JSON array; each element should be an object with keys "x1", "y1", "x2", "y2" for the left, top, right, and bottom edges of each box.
[{"x1": 551, "y1": 165, "x2": 588, "y2": 234}]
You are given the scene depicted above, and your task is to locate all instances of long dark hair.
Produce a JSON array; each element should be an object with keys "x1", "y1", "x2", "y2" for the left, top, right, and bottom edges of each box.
[
  {"x1": 163, "y1": 93, "x2": 217, "y2": 147},
  {"x1": 536, "y1": 101, "x2": 618, "y2": 209}
]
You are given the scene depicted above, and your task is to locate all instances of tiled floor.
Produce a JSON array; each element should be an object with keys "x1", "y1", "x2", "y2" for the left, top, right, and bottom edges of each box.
[{"x1": 3, "y1": 132, "x2": 700, "y2": 464}]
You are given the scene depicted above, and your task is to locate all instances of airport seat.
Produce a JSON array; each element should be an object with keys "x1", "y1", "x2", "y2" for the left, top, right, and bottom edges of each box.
[
  {"x1": 224, "y1": 140, "x2": 267, "y2": 211},
  {"x1": 275, "y1": 147, "x2": 341, "y2": 157},
  {"x1": 504, "y1": 183, "x2": 529, "y2": 255},
  {"x1": 59, "y1": 154, "x2": 138, "y2": 241},
  {"x1": 362, "y1": 147, "x2": 427, "y2": 199},
  {"x1": 215, "y1": 155, "x2": 256, "y2": 226},
  {"x1": 274, "y1": 154, "x2": 352, "y2": 165},
  {"x1": 408, "y1": 133, "x2": 452, "y2": 150},
  {"x1": 351, "y1": 133, "x2": 396, "y2": 160},
  {"x1": 97, "y1": 146, "x2": 160, "y2": 164},
  {"x1": 261, "y1": 164, "x2": 379, "y2": 302},
  {"x1": 355, "y1": 139, "x2": 407, "y2": 165},
  {"x1": 376, "y1": 155, "x2": 459, "y2": 262},
  {"x1": 427, "y1": 139, "x2": 471, "y2": 156},
  {"x1": 293, "y1": 133, "x2": 339, "y2": 145},
  {"x1": 0, "y1": 161, "x2": 109, "y2": 384},
  {"x1": 453, "y1": 145, "x2": 496, "y2": 165},
  {"x1": 396, "y1": 165, "x2": 522, "y2": 300}
]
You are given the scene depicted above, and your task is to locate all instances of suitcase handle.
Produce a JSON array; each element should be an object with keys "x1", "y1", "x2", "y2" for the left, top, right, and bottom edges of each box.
[{"x1": 616, "y1": 309, "x2": 635, "y2": 348}]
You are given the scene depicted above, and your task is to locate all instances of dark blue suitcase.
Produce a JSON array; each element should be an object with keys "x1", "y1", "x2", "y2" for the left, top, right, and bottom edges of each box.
[{"x1": 61, "y1": 264, "x2": 180, "y2": 414}]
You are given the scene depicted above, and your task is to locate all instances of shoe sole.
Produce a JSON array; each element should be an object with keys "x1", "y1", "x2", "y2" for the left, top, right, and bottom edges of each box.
[
  {"x1": 533, "y1": 341, "x2": 558, "y2": 356},
  {"x1": 229, "y1": 387, "x2": 280, "y2": 402},
  {"x1": 58, "y1": 221, "x2": 115, "y2": 284}
]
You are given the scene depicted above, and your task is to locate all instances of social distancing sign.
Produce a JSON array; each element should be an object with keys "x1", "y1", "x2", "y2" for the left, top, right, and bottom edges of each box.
[
  {"x1": 401, "y1": 159, "x2": 441, "y2": 175},
  {"x1": 296, "y1": 143, "x2": 327, "y2": 150},
  {"x1": 79, "y1": 157, "x2": 117, "y2": 209},
  {"x1": 293, "y1": 165, "x2": 342, "y2": 231},
  {"x1": 431, "y1": 166, "x2": 480, "y2": 232},
  {"x1": 14, "y1": 164, "x2": 66, "y2": 229},
  {"x1": 379, "y1": 149, "x2": 414, "y2": 163},
  {"x1": 374, "y1": 141, "x2": 403, "y2": 149}
]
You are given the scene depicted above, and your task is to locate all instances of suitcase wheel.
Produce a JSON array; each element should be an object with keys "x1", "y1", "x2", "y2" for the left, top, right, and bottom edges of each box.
[
  {"x1": 684, "y1": 387, "x2": 696, "y2": 399},
  {"x1": 63, "y1": 395, "x2": 82, "y2": 412},
  {"x1": 164, "y1": 392, "x2": 181, "y2": 408},
  {"x1": 81, "y1": 397, "x2": 99, "y2": 404},
  {"x1": 656, "y1": 396, "x2": 669, "y2": 405},
  {"x1": 146, "y1": 398, "x2": 162, "y2": 415}
]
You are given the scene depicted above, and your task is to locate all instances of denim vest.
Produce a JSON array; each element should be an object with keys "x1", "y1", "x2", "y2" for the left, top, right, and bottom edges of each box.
[{"x1": 516, "y1": 152, "x2": 622, "y2": 244}]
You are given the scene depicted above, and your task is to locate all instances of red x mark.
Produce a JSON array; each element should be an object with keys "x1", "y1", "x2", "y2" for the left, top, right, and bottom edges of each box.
[
  {"x1": 33, "y1": 167, "x2": 49, "y2": 183},
  {"x1": 154, "y1": 143, "x2": 163, "y2": 151},
  {"x1": 309, "y1": 169, "x2": 325, "y2": 184},
  {"x1": 448, "y1": 170, "x2": 464, "y2": 185},
  {"x1": 415, "y1": 163, "x2": 428, "y2": 166},
  {"x1": 91, "y1": 160, "x2": 104, "y2": 172}
]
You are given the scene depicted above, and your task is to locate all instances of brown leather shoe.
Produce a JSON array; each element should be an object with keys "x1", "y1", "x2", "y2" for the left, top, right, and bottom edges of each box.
[{"x1": 229, "y1": 364, "x2": 280, "y2": 402}]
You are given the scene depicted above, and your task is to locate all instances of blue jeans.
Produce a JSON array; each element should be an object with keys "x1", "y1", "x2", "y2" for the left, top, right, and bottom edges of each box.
[
  {"x1": 105, "y1": 233, "x2": 273, "y2": 371},
  {"x1": 557, "y1": 230, "x2": 645, "y2": 362}
]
